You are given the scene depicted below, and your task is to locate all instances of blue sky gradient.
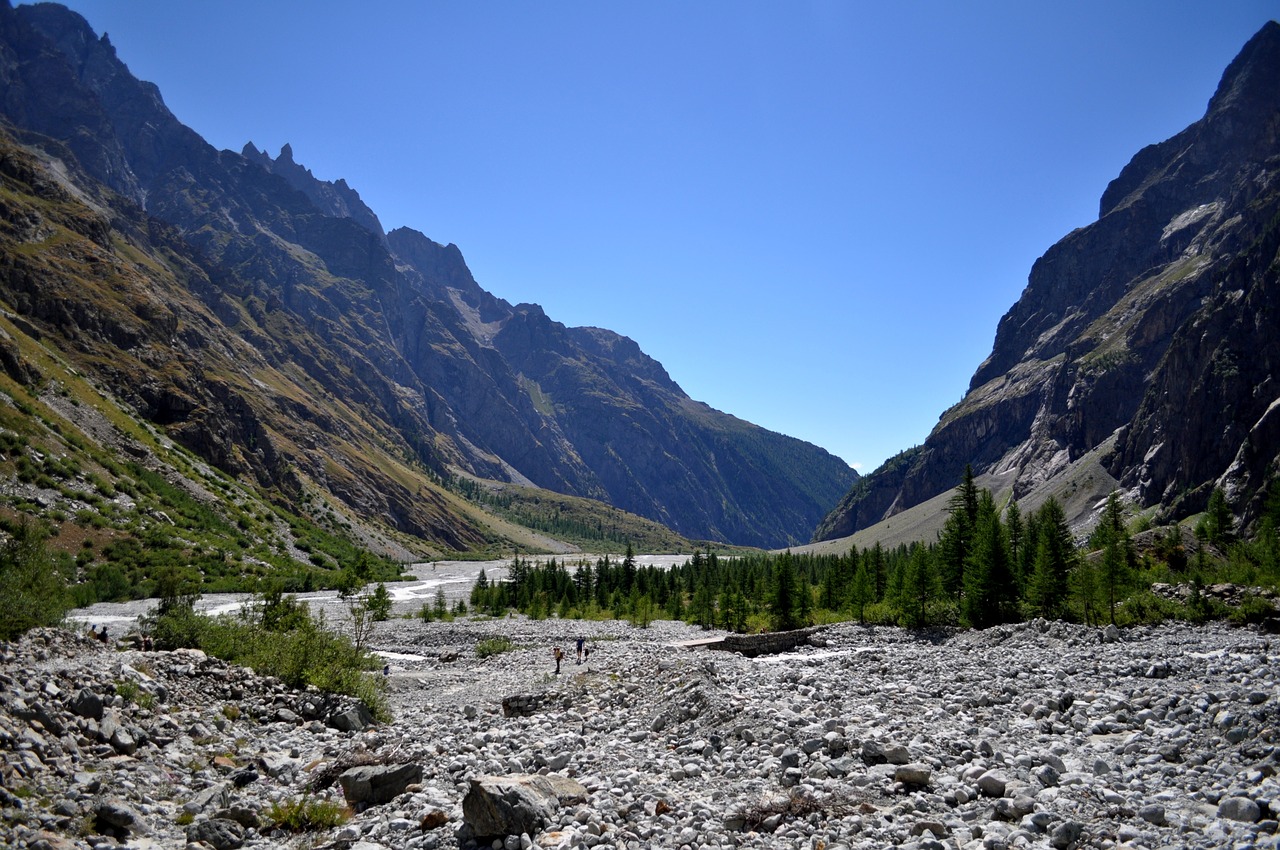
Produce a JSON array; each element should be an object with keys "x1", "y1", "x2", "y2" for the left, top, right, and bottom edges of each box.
[{"x1": 41, "y1": 1, "x2": 1278, "y2": 472}]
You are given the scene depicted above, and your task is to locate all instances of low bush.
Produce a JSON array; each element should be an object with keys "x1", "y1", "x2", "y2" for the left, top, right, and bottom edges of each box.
[
  {"x1": 114, "y1": 679, "x2": 155, "y2": 709},
  {"x1": 145, "y1": 596, "x2": 390, "y2": 723},
  {"x1": 1229, "y1": 594, "x2": 1279, "y2": 627},
  {"x1": 475, "y1": 636, "x2": 515, "y2": 658},
  {"x1": 1114, "y1": 590, "x2": 1185, "y2": 626},
  {"x1": 0, "y1": 520, "x2": 71, "y2": 640},
  {"x1": 268, "y1": 795, "x2": 349, "y2": 831}
]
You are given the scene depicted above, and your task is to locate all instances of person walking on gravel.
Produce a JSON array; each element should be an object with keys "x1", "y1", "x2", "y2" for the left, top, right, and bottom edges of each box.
[
  {"x1": 576, "y1": 636, "x2": 585, "y2": 664},
  {"x1": 553, "y1": 645, "x2": 564, "y2": 675}
]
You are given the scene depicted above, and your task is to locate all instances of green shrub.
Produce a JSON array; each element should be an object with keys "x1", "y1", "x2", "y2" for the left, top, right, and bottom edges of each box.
[
  {"x1": 1229, "y1": 594, "x2": 1279, "y2": 627},
  {"x1": 144, "y1": 601, "x2": 391, "y2": 723},
  {"x1": 1114, "y1": 590, "x2": 1183, "y2": 626},
  {"x1": 367, "y1": 583, "x2": 392, "y2": 621},
  {"x1": 268, "y1": 795, "x2": 349, "y2": 831},
  {"x1": 114, "y1": 679, "x2": 155, "y2": 710},
  {"x1": 115, "y1": 679, "x2": 140, "y2": 704},
  {"x1": 475, "y1": 636, "x2": 515, "y2": 658},
  {"x1": 0, "y1": 520, "x2": 71, "y2": 640}
]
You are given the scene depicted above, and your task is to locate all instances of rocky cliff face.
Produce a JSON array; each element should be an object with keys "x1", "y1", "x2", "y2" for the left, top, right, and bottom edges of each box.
[
  {"x1": 816, "y1": 21, "x2": 1280, "y2": 543},
  {"x1": 0, "y1": 2, "x2": 855, "y2": 549}
]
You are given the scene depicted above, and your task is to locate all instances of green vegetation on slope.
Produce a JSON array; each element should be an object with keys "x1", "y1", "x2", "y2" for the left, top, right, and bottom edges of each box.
[{"x1": 450, "y1": 475, "x2": 691, "y2": 554}]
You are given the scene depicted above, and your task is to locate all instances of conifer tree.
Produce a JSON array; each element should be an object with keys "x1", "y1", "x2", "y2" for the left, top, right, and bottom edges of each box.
[
  {"x1": 869, "y1": 542, "x2": 888, "y2": 600},
  {"x1": 1092, "y1": 492, "x2": 1132, "y2": 624},
  {"x1": 1072, "y1": 555, "x2": 1100, "y2": 625},
  {"x1": 849, "y1": 557, "x2": 875, "y2": 623},
  {"x1": 666, "y1": 586, "x2": 685, "y2": 620},
  {"x1": 962, "y1": 490, "x2": 1015, "y2": 627},
  {"x1": 939, "y1": 465, "x2": 979, "y2": 595},
  {"x1": 686, "y1": 550, "x2": 702, "y2": 594},
  {"x1": 690, "y1": 579, "x2": 716, "y2": 630},
  {"x1": 1027, "y1": 498, "x2": 1075, "y2": 619},
  {"x1": 470, "y1": 569, "x2": 490, "y2": 608},
  {"x1": 594, "y1": 555, "x2": 612, "y2": 607},
  {"x1": 897, "y1": 544, "x2": 940, "y2": 628},
  {"x1": 368, "y1": 583, "x2": 392, "y2": 621},
  {"x1": 1005, "y1": 500, "x2": 1026, "y2": 593},
  {"x1": 818, "y1": 565, "x2": 841, "y2": 611},
  {"x1": 1197, "y1": 488, "x2": 1234, "y2": 545},
  {"x1": 795, "y1": 570, "x2": 813, "y2": 628},
  {"x1": 770, "y1": 553, "x2": 802, "y2": 631},
  {"x1": 1099, "y1": 538, "x2": 1126, "y2": 624},
  {"x1": 622, "y1": 542, "x2": 637, "y2": 592},
  {"x1": 573, "y1": 562, "x2": 593, "y2": 599}
]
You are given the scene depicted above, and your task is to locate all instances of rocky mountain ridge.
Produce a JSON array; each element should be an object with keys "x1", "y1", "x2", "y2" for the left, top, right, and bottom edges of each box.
[
  {"x1": 816, "y1": 20, "x2": 1280, "y2": 544},
  {"x1": 0, "y1": 0, "x2": 856, "y2": 552}
]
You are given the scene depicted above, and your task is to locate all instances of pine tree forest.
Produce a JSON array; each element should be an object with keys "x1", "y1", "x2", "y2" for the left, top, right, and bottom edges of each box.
[{"x1": 468, "y1": 473, "x2": 1280, "y2": 632}]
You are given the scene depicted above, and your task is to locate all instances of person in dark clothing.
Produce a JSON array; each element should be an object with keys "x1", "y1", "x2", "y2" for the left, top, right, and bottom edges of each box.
[{"x1": 576, "y1": 636, "x2": 585, "y2": 664}]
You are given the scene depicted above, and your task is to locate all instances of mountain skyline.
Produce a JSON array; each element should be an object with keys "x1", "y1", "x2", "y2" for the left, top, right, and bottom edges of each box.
[{"x1": 24, "y1": 0, "x2": 1278, "y2": 473}]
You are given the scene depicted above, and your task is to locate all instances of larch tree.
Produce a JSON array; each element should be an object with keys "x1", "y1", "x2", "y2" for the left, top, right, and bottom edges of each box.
[
  {"x1": 962, "y1": 490, "x2": 1016, "y2": 627},
  {"x1": 1027, "y1": 498, "x2": 1075, "y2": 620},
  {"x1": 939, "y1": 465, "x2": 980, "y2": 596}
]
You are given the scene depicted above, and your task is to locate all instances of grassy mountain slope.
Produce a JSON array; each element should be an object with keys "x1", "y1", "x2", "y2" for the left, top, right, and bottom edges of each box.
[
  {"x1": 0, "y1": 2, "x2": 856, "y2": 550},
  {"x1": 0, "y1": 129, "x2": 709, "y2": 599}
]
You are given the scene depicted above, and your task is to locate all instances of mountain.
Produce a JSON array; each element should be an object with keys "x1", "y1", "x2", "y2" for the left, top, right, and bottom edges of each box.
[
  {"x1": 815, "y1": 21, "x2": 1280, "y2": 544},
  {"x1": 0, "y1": 1, "x2": 856, "y2": 554}
]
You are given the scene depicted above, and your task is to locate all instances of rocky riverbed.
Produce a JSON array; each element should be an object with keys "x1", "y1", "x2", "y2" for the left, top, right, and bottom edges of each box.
[{"x1": 2, "y1": 615, "x2": 1278, "y2": 850}]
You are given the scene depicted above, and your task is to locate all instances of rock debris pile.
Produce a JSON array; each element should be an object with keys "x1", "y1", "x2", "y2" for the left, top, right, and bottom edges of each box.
[{"x1": 2, "y1": 617, "x2": 1278, "y2": 850}]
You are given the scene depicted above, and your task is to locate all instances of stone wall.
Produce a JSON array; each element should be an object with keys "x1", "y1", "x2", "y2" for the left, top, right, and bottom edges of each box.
[
  {"x1": 501, "y1": 692, "x2": 571, "y2": 717},
  {"x1": 715, "y1": 627, "x2": 824, "y2": 658}
]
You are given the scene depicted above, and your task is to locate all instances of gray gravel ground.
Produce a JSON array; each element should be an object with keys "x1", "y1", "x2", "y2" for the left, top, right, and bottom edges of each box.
[{"x1": 6, "y1": 586, "x2": 1278, "y2": 850}]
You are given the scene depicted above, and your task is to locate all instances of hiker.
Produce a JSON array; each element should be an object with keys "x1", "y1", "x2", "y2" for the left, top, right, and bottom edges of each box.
[
  {"x1": 576, "y1": 636, "x2": 585, "y2": 664},
  {"x1": 97, "y1": 625, "x2": 109, "y2": 644},
  {"x1": 584, "y1": 644, "x2": 591, "y2": 663},
  {"x1": 553, "y1": 645, "x2": 564, "y2": 674}
]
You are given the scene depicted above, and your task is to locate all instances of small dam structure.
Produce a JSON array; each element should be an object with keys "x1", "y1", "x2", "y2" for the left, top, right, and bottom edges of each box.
[{"x1": 672, "y1": 626, "x2": 827, "y2": 658}]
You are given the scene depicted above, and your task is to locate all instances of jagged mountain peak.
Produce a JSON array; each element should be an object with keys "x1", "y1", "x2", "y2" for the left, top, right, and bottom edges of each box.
[
  {"x1": 1207, "y1": 19, "x2": 1280, "y2": 116},
  {"x1": 242, "y1": 139, "x2": 386, "y2": 241},
  {"x1": 1099, "y1": 20, "x2": 1280, "y2": 221},
  {"x1": 0, "y1": 1, "x2": 857, "y2": 550},
  {"x1": 816, "y1": 21, "x2": 1280, "y2": 547}
]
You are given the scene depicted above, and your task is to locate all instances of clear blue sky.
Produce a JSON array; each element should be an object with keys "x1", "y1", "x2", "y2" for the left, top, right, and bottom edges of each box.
[{"x1": 41, "y1": 1, "x2": 1278, "y2": 472}]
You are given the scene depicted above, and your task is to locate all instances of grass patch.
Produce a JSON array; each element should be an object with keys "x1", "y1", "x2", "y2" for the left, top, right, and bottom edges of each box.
[{"x1": 268, "y1": 795, "x2": 349, "y2": 832}]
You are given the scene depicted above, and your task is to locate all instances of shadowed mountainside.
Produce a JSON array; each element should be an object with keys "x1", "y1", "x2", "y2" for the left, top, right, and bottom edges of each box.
[
  {"x1": 0, "y1": 1, "x2": 856, "y2": 552},
  {"x1": 816, "y1": 21, "x2": 1280, "y2": 544}
]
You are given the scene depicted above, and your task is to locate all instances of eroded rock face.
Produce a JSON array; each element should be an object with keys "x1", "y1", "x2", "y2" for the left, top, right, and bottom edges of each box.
[
  {"x1": 339, "y1": 762, "x2": 424, "y2": 807},
  {"x1": 461, "y1": 774, "x2": 588, "y2": 838},
  {"x1": 817, "y1": 21, "x2": 1280, "y2": 543}
]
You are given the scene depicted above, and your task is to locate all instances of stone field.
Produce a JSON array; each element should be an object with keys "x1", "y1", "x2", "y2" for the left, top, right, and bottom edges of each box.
[{"x1": 2, "y1": 613, "x2": 1278, "y2": 850}]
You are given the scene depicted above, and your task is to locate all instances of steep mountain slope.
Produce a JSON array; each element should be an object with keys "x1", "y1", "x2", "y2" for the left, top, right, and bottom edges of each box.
[
  {"x1": 0, "y1": 1, "x2": 855, "y2": 549},
  {"x1": 816, "y1": 21, "x2": 1280, "y2": 543}
]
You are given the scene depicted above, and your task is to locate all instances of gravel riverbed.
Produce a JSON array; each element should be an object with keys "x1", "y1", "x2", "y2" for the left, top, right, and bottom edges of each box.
[{"x1": 2, "y1": 611, "x2": 1278, "y2": 850}]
